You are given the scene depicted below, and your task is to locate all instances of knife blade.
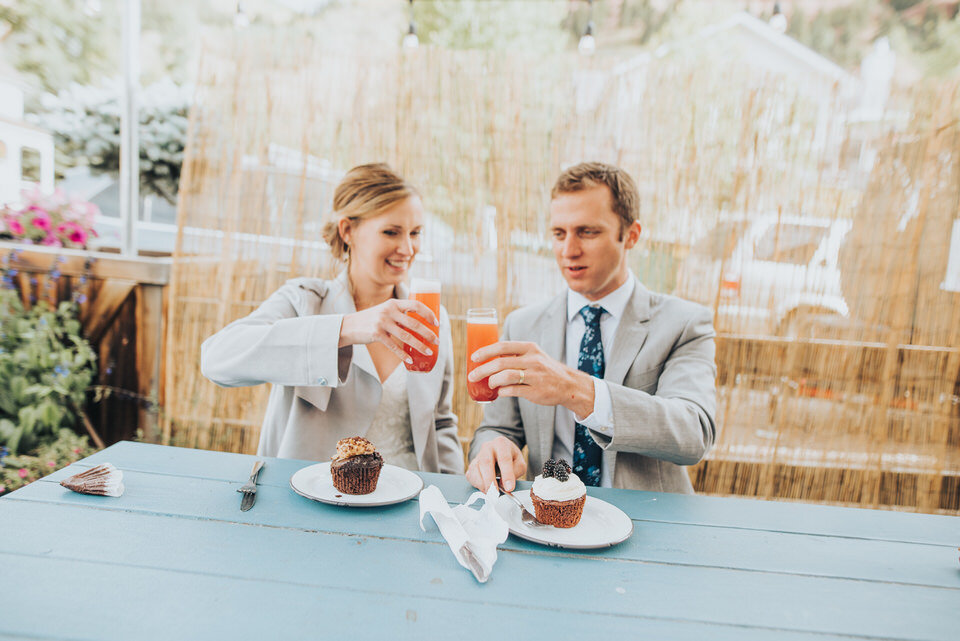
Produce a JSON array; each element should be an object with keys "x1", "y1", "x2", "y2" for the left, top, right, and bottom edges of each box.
[{"x1": 238, "y1": 460, "x2": 264, "y2": 511}]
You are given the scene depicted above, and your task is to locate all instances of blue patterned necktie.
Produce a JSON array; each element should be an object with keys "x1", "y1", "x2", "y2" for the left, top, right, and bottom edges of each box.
[{"x1": 573, "y1": 305, "x2": 606, "y2": 487}]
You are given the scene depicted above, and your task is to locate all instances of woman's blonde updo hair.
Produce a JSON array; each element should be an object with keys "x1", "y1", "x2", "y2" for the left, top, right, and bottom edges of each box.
[{"x1": 322, "y1": 163, "x2": 419, "y2": 262}]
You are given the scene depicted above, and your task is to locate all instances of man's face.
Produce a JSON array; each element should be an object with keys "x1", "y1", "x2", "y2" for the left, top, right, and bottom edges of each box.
[{"x1": 549, "y1": 185, "x2": 640, "y2": 301}]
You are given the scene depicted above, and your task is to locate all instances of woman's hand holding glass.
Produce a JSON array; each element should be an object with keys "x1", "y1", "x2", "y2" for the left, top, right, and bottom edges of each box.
[{"x1": 339, "y1": 299, "x2": 438, "y2": 364}]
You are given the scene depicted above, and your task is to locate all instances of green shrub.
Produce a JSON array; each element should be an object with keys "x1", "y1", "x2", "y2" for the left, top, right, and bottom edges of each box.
[
  {"x1": 0, "y1": 289, "x2": 97, "y2": 455},
  {"x1": 0, "y1": 430, "x2": 94, "y2": 496}
]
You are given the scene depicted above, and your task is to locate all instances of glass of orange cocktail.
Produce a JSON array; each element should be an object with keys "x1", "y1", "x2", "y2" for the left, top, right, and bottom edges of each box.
[
  {"x1": 466, "y1": 308, "x2": 499, "y2": 402},
  {"x1": 404, "y1": 278, "x2": 441, "y2": 372}
]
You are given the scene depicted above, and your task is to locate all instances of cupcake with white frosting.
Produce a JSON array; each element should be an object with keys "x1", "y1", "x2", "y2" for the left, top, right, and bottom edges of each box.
[{"x1": 530, "y1": 458, "x2": 586, "y2": 528}]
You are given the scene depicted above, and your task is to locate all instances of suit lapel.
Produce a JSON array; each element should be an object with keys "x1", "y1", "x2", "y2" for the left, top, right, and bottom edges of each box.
[
  {"x1": 606, "y1": 280, "x2": 651, "y2": 385},
  {"x1": 536, "y1": 293, "x2": 566, "y2": 463}
]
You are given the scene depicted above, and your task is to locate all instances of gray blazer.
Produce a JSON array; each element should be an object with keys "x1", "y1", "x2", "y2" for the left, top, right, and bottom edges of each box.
[
  {"x1": 200, "y1": 272, "x2": 464, "y2": 474},
  {"x1": 469, "y1": 279, "x2": 716, "y2": 493}
]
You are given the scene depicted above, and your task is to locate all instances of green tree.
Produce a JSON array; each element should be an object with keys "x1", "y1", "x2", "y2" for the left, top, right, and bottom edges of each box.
[
  {"x1": 886, "y1": 0, "x2": 924, "y2": 12},
  {"x1": 32, "y1": 80, "x2": 190, "y2": 203},
  {"x1": 0, "y1": 0, "x2": 119, "y2": 94},
  {"x1": 415, "y1": 0, "x2": 567, "y2": 52}
]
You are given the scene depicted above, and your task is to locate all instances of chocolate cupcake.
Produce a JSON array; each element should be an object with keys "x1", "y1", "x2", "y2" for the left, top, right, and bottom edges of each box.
[
  {"x1": 530, "y1": 458, "x2": 586, "y2": 528},
  {"x1": 330, "y1": 437, "x2": 384, "y2": 495}
]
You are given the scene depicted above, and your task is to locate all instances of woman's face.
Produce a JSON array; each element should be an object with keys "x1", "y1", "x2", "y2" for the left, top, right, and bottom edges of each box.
[{"x1": 342, "y1": 195, "x2": 424, "y2": 291}]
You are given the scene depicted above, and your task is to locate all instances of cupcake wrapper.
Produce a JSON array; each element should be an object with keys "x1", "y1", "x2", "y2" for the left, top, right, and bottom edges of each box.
[
  {"x1": 331, "y1": 461, "x2": 382, "y2": 495},
  {"x1": 530, "y1": 492, "x2": 586, "y2": 528}
]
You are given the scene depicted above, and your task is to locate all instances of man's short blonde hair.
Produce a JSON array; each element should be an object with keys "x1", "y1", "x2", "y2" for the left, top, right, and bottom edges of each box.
[{"x1": 551, "y1": 162, "x2": 639, "y2": 238}]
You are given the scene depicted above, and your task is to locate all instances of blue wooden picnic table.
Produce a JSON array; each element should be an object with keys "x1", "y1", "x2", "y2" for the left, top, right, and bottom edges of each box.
[{"x1": 1, "y1": 441, "x2": 958, "y2": 640}]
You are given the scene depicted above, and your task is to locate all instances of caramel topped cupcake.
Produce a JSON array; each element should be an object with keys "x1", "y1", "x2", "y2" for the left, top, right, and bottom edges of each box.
[
  {"x1": 331, "y1": 437, "x2": 384, "y2": 495},
  {"x1": 530, "y1": 458, "x2": 587, "y2": 528}
]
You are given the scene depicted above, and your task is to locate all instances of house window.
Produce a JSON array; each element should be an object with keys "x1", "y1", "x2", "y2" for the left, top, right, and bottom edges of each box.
[
  {"x1": 20, "y1": 146, "x2": 41, "y2": 183},
  {"x1": 754, "y1": 223, "x2": 829, "y2": 265},
  {"x1": 942, "y1": 219, "x2": 960, "y2": 293}
]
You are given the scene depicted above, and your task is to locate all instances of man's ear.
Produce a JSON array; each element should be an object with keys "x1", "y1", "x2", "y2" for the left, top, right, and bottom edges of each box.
[{"x1": 623, "y1": 221, "x2": 642, "y2": 249}]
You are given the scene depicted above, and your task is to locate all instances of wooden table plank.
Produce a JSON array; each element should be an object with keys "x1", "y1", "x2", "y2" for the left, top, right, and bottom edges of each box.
[
  {"x1": 0, "y1": 503, "x2": 955, "y2": 641},
  {"x1": 55, "y1": 441, "x2": 960, "y2": 545},
  {"x1": 7, "y1": 478, "x2": 959, "y2": 591},
  {"x1": 0, "y1": 553, "x2": 875, "y2": 641},
  {"x1": 5, "y1": 442, "x2": 959, "y2": 641}
]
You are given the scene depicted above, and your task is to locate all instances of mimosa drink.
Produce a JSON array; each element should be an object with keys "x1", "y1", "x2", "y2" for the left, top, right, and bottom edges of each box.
[
  {"x1": 466, "y1": 308, "x2": 499, "y2": 402},
  {"x1": 404, "y1": 279, "x2": 441, "y2": 372}
]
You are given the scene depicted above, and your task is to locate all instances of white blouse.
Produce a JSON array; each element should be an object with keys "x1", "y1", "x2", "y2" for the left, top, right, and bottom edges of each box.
[{"x1": 364, "y1": 365, "x2": 418, "y2": 470}]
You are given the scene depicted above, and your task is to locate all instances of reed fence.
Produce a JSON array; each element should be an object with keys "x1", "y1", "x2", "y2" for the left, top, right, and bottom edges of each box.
[{"x1": 164, "y1": 34, "x2": 960, "y2": 513}]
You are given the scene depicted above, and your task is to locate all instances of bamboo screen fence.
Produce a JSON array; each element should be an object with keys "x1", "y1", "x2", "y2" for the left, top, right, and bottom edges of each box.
[{"x1": 164, "y1": 34, "x2": 960, "y2": 513}]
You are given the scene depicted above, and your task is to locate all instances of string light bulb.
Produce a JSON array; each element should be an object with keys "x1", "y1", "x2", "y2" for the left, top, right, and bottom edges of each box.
[
  {"x1": 578, "y1": 0, "x2": 596, "y2": 56},
  {"x1": 403, "y1": 0, "x2": 419, "y2": 49},
  {"x1": 769, "y1": 2, "x2": 787, "y2": 33},
  {"x1": 234, "y1": 1, "x2": 250, "y2": 29}
]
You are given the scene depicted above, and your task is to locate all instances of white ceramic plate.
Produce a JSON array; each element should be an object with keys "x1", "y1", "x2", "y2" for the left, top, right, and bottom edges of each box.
[
  {"x1": 495, "y1": 490, "x2": 634, "y2": 549},
  {"x1": 290, "y1": 462, "x2": 424, "y2": 507}
]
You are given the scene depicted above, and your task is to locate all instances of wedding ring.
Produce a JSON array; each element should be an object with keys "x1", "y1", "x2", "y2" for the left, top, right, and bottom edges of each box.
[{"x1": 518, "y1": 370, "x2": 525, "y2": 385}]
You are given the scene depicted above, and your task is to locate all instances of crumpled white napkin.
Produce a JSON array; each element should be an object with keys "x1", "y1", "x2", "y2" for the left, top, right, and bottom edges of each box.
[{"x1": 418, "y1": 482, "x2": 509, "y2": 583}]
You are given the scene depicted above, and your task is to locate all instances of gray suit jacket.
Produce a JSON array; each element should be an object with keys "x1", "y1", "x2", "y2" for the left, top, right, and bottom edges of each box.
[
  {"x1": 469, "y1": 279, "x2": 716, "y2": 492},
  {"x1": 200, "y1": 272, "x2": 463, "y2": 474}
]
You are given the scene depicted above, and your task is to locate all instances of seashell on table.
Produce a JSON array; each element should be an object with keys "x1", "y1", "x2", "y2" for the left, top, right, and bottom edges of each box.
[{"x1": 60, "y1": 463, "x2": 125, "y2": 497}]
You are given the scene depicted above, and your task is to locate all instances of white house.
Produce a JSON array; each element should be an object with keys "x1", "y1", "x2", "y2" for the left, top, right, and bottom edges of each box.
[{"x1": 0, "y1": 79, "x2": 55, "y2": 207}]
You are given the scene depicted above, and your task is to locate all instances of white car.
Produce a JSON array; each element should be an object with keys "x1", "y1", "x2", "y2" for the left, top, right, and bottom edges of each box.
[{"x1": 674, "y1": 214, "x2": 852, "y2": 336}]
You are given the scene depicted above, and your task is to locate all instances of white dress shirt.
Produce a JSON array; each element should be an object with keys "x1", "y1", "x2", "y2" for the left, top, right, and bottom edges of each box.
[{"x1": 550, "y1": 276, "x2": 635, "y2": 487}]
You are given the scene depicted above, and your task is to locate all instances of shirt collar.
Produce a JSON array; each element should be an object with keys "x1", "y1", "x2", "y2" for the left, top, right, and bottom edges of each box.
[{"x1": 566, "y1": 274, "x2": 635, "y2": 323}]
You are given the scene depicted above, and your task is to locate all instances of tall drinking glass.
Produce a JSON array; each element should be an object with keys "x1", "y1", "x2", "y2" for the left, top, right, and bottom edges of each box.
[
  {"x1": 466, "y1": 308, "x2": 499, "y2": 402},
  {"x1": 404, "y1": 278, "x2": 441, "y2": 372}
]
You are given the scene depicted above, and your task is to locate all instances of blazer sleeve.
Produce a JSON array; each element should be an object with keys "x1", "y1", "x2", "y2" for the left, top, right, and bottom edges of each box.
[
  {"x1": 200, "y1": 282, "x2": 347, "y2": 388},
  {"x1": 434, "y1": 307, "x2": 465, "y2": 473},
  {"x1": 468, "y1": 312, "x2": 527, "y2": 460},
  {"x1": 592, "y1": 305, "x2": 717, "y2": 465}
]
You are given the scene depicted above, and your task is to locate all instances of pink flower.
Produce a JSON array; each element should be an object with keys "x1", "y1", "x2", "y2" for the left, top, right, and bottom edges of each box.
[
  {"x1": 0, "y1": 485, "x2": 6, "y2": 493},
  {"x1": 47, "y1": 461, "x2": 56, "y2": 468},
  {"x1": 7, "y1": 218, "x2": 24, "y2": 235},
  {"x1": 41, "y1": 234, "x2": 62, "y2": 247},
  {"x1": 55, "y1": 222, "x2": 89, "y2": 248},
  {"x1": 72, "y1": 448, "x2": 81, "y2": 454},
  {"x1": 68, "y1": 227, "x2": 88, "y2": 246},
  {"x1": 18, "y1": 468, "x2": 28, "y2": 478},
  {"x1": 31, "y1": 212, "x2": 52, "y2": 231}
]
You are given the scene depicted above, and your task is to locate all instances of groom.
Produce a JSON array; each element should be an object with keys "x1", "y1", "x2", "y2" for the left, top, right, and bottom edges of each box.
[{"x1": 466, "y1": 162, "x2": 717, "y2": 493}]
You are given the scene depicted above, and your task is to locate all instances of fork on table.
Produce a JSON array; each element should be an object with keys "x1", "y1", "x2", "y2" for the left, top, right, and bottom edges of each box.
[
  {"x1": 237, "y1": 460, "x2": 264, "y2": 511},
  {"x1": 495, "y1": 475, "x2": 547, "y2": 528}
]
